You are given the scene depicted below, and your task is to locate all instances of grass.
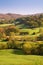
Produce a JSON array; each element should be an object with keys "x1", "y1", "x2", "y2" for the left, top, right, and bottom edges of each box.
[
  {"x1": 0, "y1": 49, "x2": 43, "y2": 65},
  {"x1": 20, "y1": 28, "x2": 40, "y2": 35},
  {"x1": 0, "y1": 24, "x2": 14, "y2": 27},
  {"x1": 16, "y1": 24, "x2": 27, "y2": 28}
]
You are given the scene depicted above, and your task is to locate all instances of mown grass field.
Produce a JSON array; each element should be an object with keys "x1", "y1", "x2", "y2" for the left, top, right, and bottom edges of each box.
[{"x1": 0, "y1": 49, "x2": 43, "y2": 65}]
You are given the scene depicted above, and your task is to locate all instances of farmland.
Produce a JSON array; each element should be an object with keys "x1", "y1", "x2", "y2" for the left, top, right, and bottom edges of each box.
[{"x1": 0, "y1": 13, "x2": 43, "y2": 65}]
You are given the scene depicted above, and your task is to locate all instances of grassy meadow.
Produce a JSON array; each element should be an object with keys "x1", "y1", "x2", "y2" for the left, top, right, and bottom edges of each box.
[{"x1": 0, "y1": 49, "x2": 43, "y2": 65}]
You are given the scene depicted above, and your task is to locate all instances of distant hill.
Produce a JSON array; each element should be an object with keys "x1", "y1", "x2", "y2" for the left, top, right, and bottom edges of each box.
[
  {"x1": 15, "y1": 13, "x2": 43, "y2": 28},
  {"x1": 0, "y1": 13, "x2": 23, "y2": 20},
  {"x1": 0, "y1": 13, "x2": 43, "y2": 28},
  {"x1": 0, "y1": 13, "x2": 43, "y2": 20}
]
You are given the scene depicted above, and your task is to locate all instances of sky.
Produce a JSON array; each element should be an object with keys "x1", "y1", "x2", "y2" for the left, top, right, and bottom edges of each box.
[{"x1": 0, "y1": 0, "x2": 43, "y2": 15}]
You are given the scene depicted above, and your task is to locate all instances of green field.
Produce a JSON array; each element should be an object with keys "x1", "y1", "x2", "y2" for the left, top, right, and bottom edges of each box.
[
  {"x1": 0, "y1": 24, "x2": 14, "y2": 27},
  {"x1": 0, "y1": 49, "x2": 43, "y2": 65}
]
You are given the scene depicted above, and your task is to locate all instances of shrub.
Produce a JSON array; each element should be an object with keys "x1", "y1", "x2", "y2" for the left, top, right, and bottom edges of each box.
[
  {"x1": 37, "y1": 41, "x2": 43, "y2": 55},
  {"x1": 31, "y1": 42, "x2": 39, "y2": 55},
  {"x1": 7, "y1": 40, "x2": 15, "y2": 49},
  {"x1": 22, "y1": 42, "x2": 32, "y2": 54},
  {"x1": 0, "y1": 43, "x2": 8, "y2": 49},
  {"x1": 22, "y1": 41, "x2": 43, "y2": 55}
]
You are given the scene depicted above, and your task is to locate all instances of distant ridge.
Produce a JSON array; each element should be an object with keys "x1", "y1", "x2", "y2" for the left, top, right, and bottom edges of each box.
[
  {"x1": 0, "y1": 13, "x2": 23, "y2": 20},
  {"x1": 0, "y1": 13, "x2": 43, "y2": 20}
]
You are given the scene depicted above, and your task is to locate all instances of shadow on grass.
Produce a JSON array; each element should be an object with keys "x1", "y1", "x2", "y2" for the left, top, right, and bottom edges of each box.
[
  {"x1": 12, "y1": 49, "x2": 25, "y2": 55},
  {"x1": 11, "y1": 49, "x2": 43, "y2": 56}
]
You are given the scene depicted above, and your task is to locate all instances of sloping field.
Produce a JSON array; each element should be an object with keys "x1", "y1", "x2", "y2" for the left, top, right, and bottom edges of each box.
[{"x1": 0, "y1": 49, "x2": 43, "y2": 65}]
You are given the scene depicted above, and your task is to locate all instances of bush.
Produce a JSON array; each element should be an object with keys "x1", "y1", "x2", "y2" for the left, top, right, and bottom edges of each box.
[
  {"x1": 0, "y1": 43, "x2": 8, "y2": 49},
  {"x1": 22, "y1": 42, "x2": 32, "y2": 54},
  {"x1": 7, "y1": 40, "x2": 13, "y2": 49},
  {"x1": 22, "y1": 41, "x2": 43, "y2": 55},
  {"x1": 39, "y1": 44, "x2": 43, "y2": 55},
  {"x1": 31, "y1": 42, "x2": 39, "y2": 55},
  {"x1": 37, "y1": 41, "x2": 43, "y2": 55}
]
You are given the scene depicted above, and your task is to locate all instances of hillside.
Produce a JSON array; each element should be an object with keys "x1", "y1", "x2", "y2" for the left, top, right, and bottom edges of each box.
[
  {"x1": 0, "y1": 13, "x2": 23, "y2": 20},
  {"x1": 15, "y1": 13, "x2": 43, "y2": 28},
  {"x1": 0, "y1": 13, "x2": 43, "y2": 28}
]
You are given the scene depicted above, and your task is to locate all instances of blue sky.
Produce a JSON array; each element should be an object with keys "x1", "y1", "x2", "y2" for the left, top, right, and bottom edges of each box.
[{"x1": 0, "y1": 0, "x2": 43, "y2": 15}]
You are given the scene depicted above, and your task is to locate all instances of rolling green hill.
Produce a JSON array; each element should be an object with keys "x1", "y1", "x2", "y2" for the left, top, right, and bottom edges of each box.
[
  {"x1": 0, "y1": 13, "x2": 43, "y2": 29},
  {"x1": 0, "y1": 13, "x2": 43, "y2": 65},
  {"x1": 15, "y1": 13, "x2": 43, "y2": 29}
]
